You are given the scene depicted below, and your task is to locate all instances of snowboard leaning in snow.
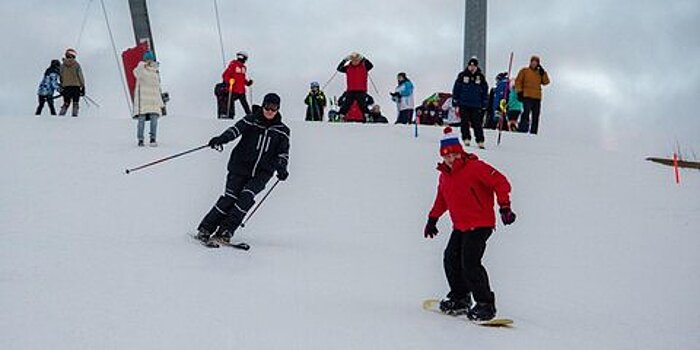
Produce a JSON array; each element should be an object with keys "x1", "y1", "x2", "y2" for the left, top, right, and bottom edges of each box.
[
  {"x1": 422, "y1": 299, "x2": 514, "y2": 327},
  {"x1": 188, "y1": 232, "x2": 250, "y2": 250}
]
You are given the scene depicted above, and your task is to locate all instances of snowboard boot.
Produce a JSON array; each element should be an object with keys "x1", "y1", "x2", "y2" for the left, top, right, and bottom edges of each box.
[
  {"x1": 467, "y1": 302, "x2": 496, "y2": 321},
  {"x1": 439, "y1": 297, "x2": 470, "y2": 316}
]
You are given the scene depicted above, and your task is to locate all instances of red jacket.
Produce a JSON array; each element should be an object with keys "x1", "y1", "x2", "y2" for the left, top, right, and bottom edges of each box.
[
  {"x1": 222, "y1": 60, "x2": 248, "y2": 94},
  {"x1": 337, "y1": 58, "x2": 374, "y2": 92},
  {"x1": 429, "y1": 153, "x2": 511, "y2": 231}
]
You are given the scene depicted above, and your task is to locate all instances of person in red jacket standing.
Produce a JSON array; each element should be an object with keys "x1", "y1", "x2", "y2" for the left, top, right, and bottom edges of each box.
[
  {"x1": 220, "y1": 51, "x2": 254, "y2": 119},
  {"x1": 424, "y1": 127, "x2": 517, "y2": 321},
  {"x1": 336, "y1": 52, "x2": 373, "y2": 121}
]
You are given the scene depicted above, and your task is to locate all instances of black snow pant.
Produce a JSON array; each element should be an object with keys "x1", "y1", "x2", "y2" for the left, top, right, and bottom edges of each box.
[
  {"x1": 60, "y1": 86, "x2": 81, "y2": 116},
  {"x1": 443, "y1": 227, "x2": 495, "y2": 305},
  {"x1": 198, "y1": 171, "x2": 272, "y2": 235},
  {"x1": 459, "y1": 106, "x2": 485, "y2": 143},
  {"x1": 35, "y1": 95, "x2": 56, "y2": 115},
  {"x1": 339, "y1": 91, "x2": 369, "y2": 116},
  {"x1": 217, "y1": 90, "x2": 251, "y2": 119},
  {"x1": 395, "y1": 109, "x2": 413, "y2": 124},
  {"x1": 518, "y1": 97, "x2": 542, "y2": 134}
]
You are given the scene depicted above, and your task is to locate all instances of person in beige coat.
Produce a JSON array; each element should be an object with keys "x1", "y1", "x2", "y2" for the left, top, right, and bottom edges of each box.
[
  {"x1": 59, "y1": 48, "x2": 85, "y2": 117},
  {"x1": 133, "y1": 51, "x2": 164, "y2": 147}
]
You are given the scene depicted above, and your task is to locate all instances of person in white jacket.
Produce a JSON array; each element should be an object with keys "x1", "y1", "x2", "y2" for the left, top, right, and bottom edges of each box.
[{"x1": 133, "y1": 51, "x2": 164, "y2": 147}]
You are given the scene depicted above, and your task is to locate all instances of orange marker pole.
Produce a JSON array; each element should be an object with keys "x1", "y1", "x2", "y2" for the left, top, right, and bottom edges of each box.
[
  {"x1": 226, "y1": 78, "x2": 235, "y2": 118},
  {"x1": 673, "y1": 152, "x2": 680, "y2": 184}
]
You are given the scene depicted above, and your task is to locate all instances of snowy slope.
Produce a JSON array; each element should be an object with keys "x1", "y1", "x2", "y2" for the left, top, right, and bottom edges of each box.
[{"x1": 1, "y1": 114, "x2": 699, "y2": 349}]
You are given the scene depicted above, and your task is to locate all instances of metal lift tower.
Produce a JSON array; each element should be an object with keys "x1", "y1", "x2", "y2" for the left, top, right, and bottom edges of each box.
[{"x1": 464, "y1": 0, "x2": 486, "y2": 74}]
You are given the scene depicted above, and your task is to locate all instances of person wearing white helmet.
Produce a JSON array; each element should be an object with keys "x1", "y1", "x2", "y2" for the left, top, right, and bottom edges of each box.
[
  {"x1": 219, "y1": 50, "x2": 254, "y2": 118},
  {"x1": 304, "y1": 81, "x2": 327, "y2": 121}
]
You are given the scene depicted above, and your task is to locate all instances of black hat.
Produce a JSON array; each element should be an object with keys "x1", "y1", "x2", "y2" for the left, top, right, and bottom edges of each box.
[
  {"x1": 468, "y1": 56, "x2": 479, "y2": 66},
  {"x1": 262, "y1": 93, "x2": 281, "y2": 108}
]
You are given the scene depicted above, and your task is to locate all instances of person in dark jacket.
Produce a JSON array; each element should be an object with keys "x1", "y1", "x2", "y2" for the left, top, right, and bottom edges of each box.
[
  {"x1": 366, "y1": 104, "x2": 388, "y2": 123},
  {"x1": 451, "y1": 57, "x2": 489, "y2": 148},
  {"x1": 304, "y1": 81, "x2": 327, "y2": 121},
  {"x1": 196, "y1": 93, "x2": 290, "y2": 245},
  {"x1": 337, "y1": 52, "x2": 374, "y2": 119},
  {"x1": 424, "y1": 127, "x2": 516, "y2": 321},
  {"x1": 35, "y1": 59, "x2": 61, "y2": 115}
]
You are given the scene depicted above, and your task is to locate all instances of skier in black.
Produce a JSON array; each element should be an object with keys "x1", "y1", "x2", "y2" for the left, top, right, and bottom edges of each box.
[{"x1": 196, "y1": 93, "x2": 290, "y2": 245}]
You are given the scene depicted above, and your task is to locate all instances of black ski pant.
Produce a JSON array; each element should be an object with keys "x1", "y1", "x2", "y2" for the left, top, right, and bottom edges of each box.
[
  {"x1": 35, "y1": 95, "x2": 56, "y2": 115},
  {"x1": 339, "y1": 91, "x2": 369, "y2": 117},
  {"x1": 198, "y1": 171, "x2": 271, "y2": 235},
  {"x1": 443, "y1": 227, "x2": 495, "y2": 305},
  {"x1": 459, "y1": 106, "x2": 485, "y2": 143},
  {"x1": 218, "y1": 92, "x2": 251, "y2": 119},
  {"x1": 518, "y1": 97, "x2": 542, "y2": 134},
  {"x1": 395, "y1": 109, "x2": 413, "y2": 124}
]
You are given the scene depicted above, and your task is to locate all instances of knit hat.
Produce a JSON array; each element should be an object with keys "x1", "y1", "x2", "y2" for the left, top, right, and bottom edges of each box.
[
  {"x1": 236, "y1": 51, "x2": 249, "y2": 61},
  {"x1": 262, "y1": 93, "x2": 281, "y2": 109},
  {"x1": 143, "y1": 51, "x2": 156, "y2": 61},
  {"x1": 467, "y1": 56, "x2": 479, "y2": 66},
  {"x1": 65, "y1": 48, "x2": 77, "y2": 58},
  {"x1": 439, "y1": 127, "x2": 463, "y2": 156}
]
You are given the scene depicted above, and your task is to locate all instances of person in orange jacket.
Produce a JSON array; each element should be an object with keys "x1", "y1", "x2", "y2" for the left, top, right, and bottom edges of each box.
[
  {"x1": 424, "y1": 127, "x2": 516, "y2": 321},
  {"x1": 220, "y1": 51, "x2": 254, "y2": 119},
  {"x1": 514, "y1": 55, "x2": 550, "y2": 134}
]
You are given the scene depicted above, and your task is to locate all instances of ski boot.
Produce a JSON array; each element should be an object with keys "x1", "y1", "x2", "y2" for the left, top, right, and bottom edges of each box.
[
  {"x1": 477, "y1": 142, "x2": 485, "y2": 149},
  {"x1": 149, "y1": 138, "x2": 158, "y2": 147},
  {"x1": 214, "y1": 227, "x2": 235, "y2": 244},
  {"x1": 463, "y1": 138, "x2": 471, "y2": 147},
  {"x1": 195, "y1": 228, "x2": 213, "y2": 242},
  {"x1": 467, "y1": 302, "x2": 496, "y2": 321},
  {"x1": 137, "y1": 140, "x2": 145, "y2": 147},
  {"x1": 439, "y1": 297, "x2": 470, "y2": 316}
]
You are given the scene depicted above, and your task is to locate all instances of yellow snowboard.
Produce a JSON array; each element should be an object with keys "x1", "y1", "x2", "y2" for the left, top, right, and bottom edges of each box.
[{"x1": 422, "y1": 299, "x2": 514, "y2": 327}]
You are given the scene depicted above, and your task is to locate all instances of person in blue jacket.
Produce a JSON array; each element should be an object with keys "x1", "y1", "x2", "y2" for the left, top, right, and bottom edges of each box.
[
  {"x1": 390, "y1": 72, "x2": 414, "y2": 124},
  {"x1": 451, "y1": 57, "x2": 489, "y2": 149},
  {"x1": 35, "y1": 59, "x2": 61, "y2": 115}
]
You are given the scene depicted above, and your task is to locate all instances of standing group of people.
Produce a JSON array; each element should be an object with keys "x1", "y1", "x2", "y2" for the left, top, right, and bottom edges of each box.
[{"x1": 35, "y1": 48, "x2": 86, "y2": 117}]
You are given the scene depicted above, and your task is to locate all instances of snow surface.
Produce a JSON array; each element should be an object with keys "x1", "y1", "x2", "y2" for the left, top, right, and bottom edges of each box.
[{"x1": 1, "y1": 114, "x2": 699, "y2": 349}]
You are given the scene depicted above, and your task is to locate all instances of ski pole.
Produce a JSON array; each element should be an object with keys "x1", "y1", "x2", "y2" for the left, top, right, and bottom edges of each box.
[
  {"x1": 321, "y1": 71, "x2": 338, "y2": 91},
  {"x1": 125, "y1": 144, "x2": 208, "y2": 174},
  {"x1": 368, "y1": 73, "x2": 380, "y2": 95},
  {"x1": 497, "y1": 52, "x2": 514, "y2": 146},
  {"x1": 226, "y1": 78, "x2": 234, "y2": 119},
  {"x1": 240, "y1": 179, "x2": 280, "y2": 228}
]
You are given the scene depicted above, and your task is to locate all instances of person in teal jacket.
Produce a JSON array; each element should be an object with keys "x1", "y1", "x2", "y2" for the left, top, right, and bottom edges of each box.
[{"x1": 506, "y1": 87, "x2": 522, "y2": 131}]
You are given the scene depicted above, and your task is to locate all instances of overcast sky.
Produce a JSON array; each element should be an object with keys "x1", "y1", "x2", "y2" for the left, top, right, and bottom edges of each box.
[{"x1": 1, "y1": 0, "x2": 698, "y2": 155}]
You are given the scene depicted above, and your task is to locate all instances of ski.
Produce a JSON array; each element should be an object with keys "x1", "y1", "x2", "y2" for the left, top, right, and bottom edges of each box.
[
  {"x1": 422, "y1": 299, "x2": 514, "y2": 327},
  {"x1": 189, "y1": 232, "x2": 250, "y2": 250}
]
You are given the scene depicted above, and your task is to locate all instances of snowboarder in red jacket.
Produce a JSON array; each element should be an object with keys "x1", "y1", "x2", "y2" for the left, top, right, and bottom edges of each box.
[
  {"x1": 424, "y1": 127, "x2": 517, "y2": 321},
  {"x1": 220, "y1": 51, "x2": 254, "y2": 118}
]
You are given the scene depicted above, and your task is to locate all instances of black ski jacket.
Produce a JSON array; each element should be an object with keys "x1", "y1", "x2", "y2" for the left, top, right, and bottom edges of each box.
[{"x1": 216, "y1": 105, "x2": 290, "y2": 178}]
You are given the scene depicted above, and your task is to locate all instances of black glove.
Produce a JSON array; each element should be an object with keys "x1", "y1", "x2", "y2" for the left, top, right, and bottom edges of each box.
[
  {"x1": 499, "y1": 207, "x2": 517, "y2": 225},
  {"x1": 246, "y1": 79, "x2": 254, "y2": 86},
  {"x1": 538, "y1": 65, "x2": 545, "y2": 77},
  {"x1": 390, "y1": 92, "x2": 400, "y2": 98},
  {"x1": 517, "y1": 92, "x2": 524, "y2": 101},
  {"x1": 277, "y1": 168, "x2": 289, "y2": 181},
  {"x1": 79, "y1": 87, "x2": 85, "y2": 96},
  {"x1": 424, "y1": 217, "x2": 439, "y2": 239},
  {"x1": 451, "y1": 99, "x2": 458, "y2": 107},
  {"x1": 208, "y1": 136, "x2": 225, "y2": 151}
]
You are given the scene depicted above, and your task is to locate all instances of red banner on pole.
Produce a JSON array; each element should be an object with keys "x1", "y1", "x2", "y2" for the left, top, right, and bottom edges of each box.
[{"x1": 121, "y1": 42, "x2": 149, "y2": 100}]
